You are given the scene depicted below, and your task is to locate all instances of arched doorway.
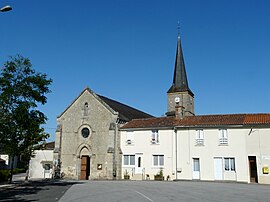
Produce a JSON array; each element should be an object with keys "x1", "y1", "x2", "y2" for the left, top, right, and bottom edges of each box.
[{"x1": 80, "y1": 147, "x2": 91, "y2": 180}]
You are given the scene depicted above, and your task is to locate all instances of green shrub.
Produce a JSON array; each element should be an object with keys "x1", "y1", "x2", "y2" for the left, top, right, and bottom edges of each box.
[
  {"x1": 13, "y1": 168, "x2": 26, "y2": 174},
  {"x1": 0, "y1": 170, "x2": 10, "y2": 182},
  {"x1": 154, "y1": 168, "x2": 164, "y2": 181},
  {"x1": 0, "y1": 168, "x2": 26, "y2": 182}
]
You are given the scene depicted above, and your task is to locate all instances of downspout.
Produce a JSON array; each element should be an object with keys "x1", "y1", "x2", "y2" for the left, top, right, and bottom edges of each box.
[
  {"x1": 113, "y1": 118, "x2": 119, "y2": 180},
  {"x1": 174, "y1": 126, "x2": 178, "y2": 180}
]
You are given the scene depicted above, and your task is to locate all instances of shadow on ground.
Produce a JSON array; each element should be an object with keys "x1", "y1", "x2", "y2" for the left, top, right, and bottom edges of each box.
[{"x1": 0, "y1": 180, "x2": 80, "y2": 202}]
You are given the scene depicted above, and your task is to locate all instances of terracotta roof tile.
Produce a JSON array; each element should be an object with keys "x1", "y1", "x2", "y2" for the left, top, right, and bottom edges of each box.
[
  {"x1": 121, "y1": 116, "x2": 177, "y2": 129},
  {"x1": 121, "y1": 114, "x2": 270, "y2": 129},
  {"x1": 178, "y1": 114, "x2": 246, "y2": 126},
  {"x1": 244, "y1": 114, "x2": 270, "y2": 125}
]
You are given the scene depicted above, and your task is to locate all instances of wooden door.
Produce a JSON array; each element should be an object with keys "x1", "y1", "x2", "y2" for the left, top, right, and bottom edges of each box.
[
  {"x1": 80, "y1": 156, "x2": 90, "y2": 180},
  {"x1": 248, "y1": 156, "x2": 258, "y2": 183}
]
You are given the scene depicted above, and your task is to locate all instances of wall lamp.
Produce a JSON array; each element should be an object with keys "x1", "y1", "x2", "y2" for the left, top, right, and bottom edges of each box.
[{"x1": 0, "y1": 5, "x2": 12, "y2": 12}]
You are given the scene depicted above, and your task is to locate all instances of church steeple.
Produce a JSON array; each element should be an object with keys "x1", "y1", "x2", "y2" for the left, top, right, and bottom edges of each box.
[
  {"x1": 166, "y1": 32, "x2": 194, "y2": 117},
  {"x1": 167, "y1": 34, "x2": 193, "y2": 96}
]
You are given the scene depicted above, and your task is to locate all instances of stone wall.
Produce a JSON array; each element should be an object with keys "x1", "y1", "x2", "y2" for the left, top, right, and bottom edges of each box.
[{"x1": 54, "y1": 89, "x2": 122, "y2": 180}]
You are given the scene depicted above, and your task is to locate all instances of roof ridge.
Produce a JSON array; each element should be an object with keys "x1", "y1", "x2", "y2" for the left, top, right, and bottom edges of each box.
[
  {"x1": 121, "y1": 114, "x2": 270, "y2": 129},
  {"x1": 194, "y1": 113, "x2": 270, "y2": 116}
]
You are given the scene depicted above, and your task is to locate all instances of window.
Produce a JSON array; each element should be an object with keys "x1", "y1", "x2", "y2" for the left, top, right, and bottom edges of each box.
[
  {"x1": 44, "y1": 164, "x2": 51, "y2": 171},
  {"x1": 83, "y1": 102, "x2": 89, "y2": 116},
  {"x1": 219, "y1": 129, "x2": 228, "y2": 145},
  {"x1": 224, "y1": 158, "x2": 235, "y2": 171},
  {"x1": 126, "y1": 131, "x2": 134, "y2": 145},
  {"x1": 151, "y1": 130, "x2": 159, "y2": 144},
  {"x1": 123, "y1": 155, "x2": 135, "y2": 166},
  {"x1": 43, "y1": 163, "x2": 51, "y2": 173},
  {"x1": 81, "y1": 128, "x2": 90, "y2": 138},
  {"x1": 153, "y1": 155, "x2": 164, "y2": 166},
  {"x1": 195, "y1": 129, "x2": 204, "y2": 145}
]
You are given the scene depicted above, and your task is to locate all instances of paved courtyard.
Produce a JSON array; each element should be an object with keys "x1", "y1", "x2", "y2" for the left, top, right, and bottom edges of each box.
[
  {"x1": 0, "y1": 179, "x2": 76, "y2": 202},
  {"x1": 59, "y1": 180, "x2": 270, "y2": 202},
  {"x1": 1, "y1": 179, "x2": 269, "y2": 202}
]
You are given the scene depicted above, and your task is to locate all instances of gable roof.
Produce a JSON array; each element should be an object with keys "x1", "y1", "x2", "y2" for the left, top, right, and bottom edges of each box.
[
  {"x1": 121, "y1": 113, "x2": 270, "y2": 130},
  {"x1": 98, "y1": 95, "x2": 153, "y2": 122},
  {"x1": 58, "y1": 87, "x2": 153, "y2": 122}
]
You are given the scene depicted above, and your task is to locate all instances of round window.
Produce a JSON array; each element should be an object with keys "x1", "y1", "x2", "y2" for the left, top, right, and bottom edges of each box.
[{"x1": 81, "y1": 128, "x2": 90, "y2": 138}]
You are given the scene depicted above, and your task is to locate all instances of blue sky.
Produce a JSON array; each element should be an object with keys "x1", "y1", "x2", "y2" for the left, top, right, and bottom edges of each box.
[{"x1": 1, "y1": 0, "x2": 270, "y2": 141}]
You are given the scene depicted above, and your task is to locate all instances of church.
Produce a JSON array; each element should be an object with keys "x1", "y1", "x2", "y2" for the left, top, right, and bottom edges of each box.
[
  {"x1": 54, "y1": 33, "x2": 270, "y2": 184},
  {"x1": 53, "y1": 88, "x2": 152, "y2": 180}
]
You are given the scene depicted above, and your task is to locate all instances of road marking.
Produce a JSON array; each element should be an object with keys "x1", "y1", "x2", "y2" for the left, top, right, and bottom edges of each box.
[{"x1": 135, "y1": 191, "x2": 154, "y2": 202}]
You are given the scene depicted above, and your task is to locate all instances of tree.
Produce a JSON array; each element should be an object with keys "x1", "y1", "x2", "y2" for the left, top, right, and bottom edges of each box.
[{"x1": 0, "y1": 55, "x2": 52, "y2": 183}]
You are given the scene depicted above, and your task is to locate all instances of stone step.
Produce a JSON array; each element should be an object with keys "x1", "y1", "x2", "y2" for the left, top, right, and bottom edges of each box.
[{"x1": 130, "y1": 174, "x2": 144, "y2": 180}]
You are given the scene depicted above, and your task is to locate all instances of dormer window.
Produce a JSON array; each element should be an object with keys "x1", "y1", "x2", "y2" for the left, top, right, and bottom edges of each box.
[{"x1": 151, "y1": 130, "x2": 159, "y2": 144}]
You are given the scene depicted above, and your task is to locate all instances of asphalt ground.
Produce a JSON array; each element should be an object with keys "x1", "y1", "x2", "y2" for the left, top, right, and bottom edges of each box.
[
  {"x1": 1, "y1": 178, "x2": 269, "y2": 202},
  {"x1": 59, "y1": 180, "x2": 270, "y2": 202},
  {"x1": 0, "y1": 180, "x2": 77, "y2": 202}
]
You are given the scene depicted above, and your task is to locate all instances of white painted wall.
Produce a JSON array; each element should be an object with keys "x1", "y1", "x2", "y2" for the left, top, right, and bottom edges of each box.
[
  {"x1": 28, "y1": 150, "x2": 53, "y2": 179},
  {"x1": 121, "y1": 129, "x2": 175, "y2": 180},
  {"x1": 121, "y1": 126, "x2": 270, "y2": 184},
  {"x1": 246, "y1": 128, "x2": 270, "y2": 184},
  {"x1": 177, "y1": 128, "x2": 248, "y2": 182}
]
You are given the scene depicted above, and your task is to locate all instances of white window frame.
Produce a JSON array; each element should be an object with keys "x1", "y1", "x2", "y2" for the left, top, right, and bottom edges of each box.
[
  {"x1": 195, "y1": 129, "x2": 204, "y2": 145},
  {"x1": 219, "y1": 129, "x2": 228, "y2": 145},
  {"x1": 152, "y1": 154, "x2": 164, "y2": 167},
  {"x1": 151, "y1": 130, "x2": 159, "y2": 144},
  {"x1": 123, "y1": 155, "x2": 135, "y2": 166},
  {"x1": 224, "y1": 157, "x2": 235, "y2": 171}
]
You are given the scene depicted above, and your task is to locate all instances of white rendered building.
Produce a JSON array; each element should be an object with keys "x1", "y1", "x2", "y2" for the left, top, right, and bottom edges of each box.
[{"x1": 120, "y1": 34, "x2": 270, "y2": 184}]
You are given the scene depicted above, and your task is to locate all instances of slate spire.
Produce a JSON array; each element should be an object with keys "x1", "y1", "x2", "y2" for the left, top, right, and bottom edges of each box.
[{"x1": 167, "y1": 33, "x2": 193, "y2": 96}]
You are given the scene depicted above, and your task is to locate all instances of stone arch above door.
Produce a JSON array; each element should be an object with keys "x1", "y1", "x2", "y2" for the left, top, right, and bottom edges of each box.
[{"x1": 76, "y1": 143, "x2": 92, "y2": 158}]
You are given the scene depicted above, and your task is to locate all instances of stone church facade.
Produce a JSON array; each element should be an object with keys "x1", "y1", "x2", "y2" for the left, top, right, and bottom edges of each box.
[{"x1": 54, "y1": 88, "x2": 152, "y2": 180}]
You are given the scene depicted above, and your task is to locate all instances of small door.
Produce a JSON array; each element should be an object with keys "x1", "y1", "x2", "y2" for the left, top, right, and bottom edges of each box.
[
  {"x1": 214, "y1": 157, "x2": 223, "y2": 180},
  {"x1": 248, "y1": 156, "x2": 258, "y2": 183},
  {"x1": 80, "y1": 156, "x2": 90, "y2": 180},
  {"x1": 135, "y1": 154, "x2": 143, "y2": 174},
  {"x1": 192, "y1": 158, "x2": 200, "y2": 179}
]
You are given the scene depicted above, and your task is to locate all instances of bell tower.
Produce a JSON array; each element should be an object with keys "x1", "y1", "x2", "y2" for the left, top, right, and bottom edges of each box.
[{"x1": 166, "y1": 33, "x2": 194, "y2": 118}]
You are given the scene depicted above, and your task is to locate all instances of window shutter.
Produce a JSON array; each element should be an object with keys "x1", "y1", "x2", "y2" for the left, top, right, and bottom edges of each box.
[
  {"x1": 196, "y1": 130, "x2": 200, "y2": 139},
  {"x1": 223, "y1": 129, "x2": 228, "y2": 139}
]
